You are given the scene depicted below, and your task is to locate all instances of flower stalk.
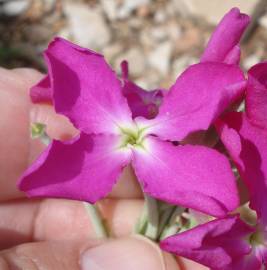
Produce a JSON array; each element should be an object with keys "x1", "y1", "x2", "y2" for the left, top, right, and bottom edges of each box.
[
  {"x1": 159, "y1": 207, "x2": 184, "y2": 240},
  {"x1": 84, "y1": 202, "x2": 108, "y2": 238},
  {"x1": 143, "y1": 194, "x2": 159, "y2": 240}
]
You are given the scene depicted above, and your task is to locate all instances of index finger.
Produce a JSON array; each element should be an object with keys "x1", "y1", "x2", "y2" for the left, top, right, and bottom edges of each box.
[{"x1": 0, "y1": 68, "x2": 43, "y2": 200}]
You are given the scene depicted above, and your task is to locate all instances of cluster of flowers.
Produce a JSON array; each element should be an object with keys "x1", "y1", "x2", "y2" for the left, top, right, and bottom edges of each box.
[{"x1": 19, "y1": 8, "x2": 267, "y2": 270}]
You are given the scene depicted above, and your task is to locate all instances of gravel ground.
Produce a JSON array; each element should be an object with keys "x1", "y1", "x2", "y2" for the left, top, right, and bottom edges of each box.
[{"x1": 0, "y1": 0, "x2": 267, "y2": 89}]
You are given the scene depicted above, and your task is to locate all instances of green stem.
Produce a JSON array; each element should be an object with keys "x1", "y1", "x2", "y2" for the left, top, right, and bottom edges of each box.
[
  {"x1": 157, "y1": 205, "x2": 176, "y2": 237},
  {"x1": 144, "y1": 195, "x2": 159, "y2": 240},
  {"x1": 84, "y1": 202, "x2": 108, "y2": 238},
  {"x1": 159, "y1": 207, "x2": 185, "y2": 240},
  {"x1": 135, "y1": 201, "x2": 148, "y2": 234}
]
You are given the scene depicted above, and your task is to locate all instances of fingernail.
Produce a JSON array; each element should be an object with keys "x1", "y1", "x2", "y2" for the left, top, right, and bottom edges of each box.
[{"x1": 80, "y1": 236, "x2": 166, "y2": 270}]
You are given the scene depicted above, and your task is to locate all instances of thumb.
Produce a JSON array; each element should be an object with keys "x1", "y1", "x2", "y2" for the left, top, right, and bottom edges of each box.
[
  {"x1": 0, "y1": 236, "x2": 179, "y2": 270},
  {"x1": 80, "y1": 236, "x2": 179, "y2": 270}
]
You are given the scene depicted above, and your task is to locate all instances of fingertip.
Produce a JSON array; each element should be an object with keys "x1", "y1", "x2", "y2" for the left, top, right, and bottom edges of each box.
[
  {"x1": 177, "y1": 257, "x2": 209, "y2": 270},
  {"x1": 109, "y1": 165, "x2": 142, "y2": 199},
  {"x1": 0, "y1": 240, "x2": 100, "y2": 270},
  {"x1": 0, "y1": 69, "x2": 33, "y2": 200},
  {"x1": 164, "y1": 252, "x2": 181, "y2": 270},
  {"x1": 81, "y1": 235, "x2": 180, "y2": 270},
  {"x1": 99, "y1": 199, "x2": 143, "y2": 237},
  {"x1": 11, "y1": 68, "x2": 44, "y2": 86}
]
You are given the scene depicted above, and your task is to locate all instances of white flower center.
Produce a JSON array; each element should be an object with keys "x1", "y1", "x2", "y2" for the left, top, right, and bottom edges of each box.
[{"x1": 119, "y1": 124, "x2": 147, "y2": 149}]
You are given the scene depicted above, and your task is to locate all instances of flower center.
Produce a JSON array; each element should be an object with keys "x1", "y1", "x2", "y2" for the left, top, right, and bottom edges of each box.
[{"x1": 119, "y1": 124, "x2": 147, "y2": 149}]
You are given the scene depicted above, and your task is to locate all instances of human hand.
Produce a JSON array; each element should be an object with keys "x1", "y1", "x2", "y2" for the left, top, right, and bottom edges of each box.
[{"x1": 0, "y1": 68, "x2": 207, "y2": 269}]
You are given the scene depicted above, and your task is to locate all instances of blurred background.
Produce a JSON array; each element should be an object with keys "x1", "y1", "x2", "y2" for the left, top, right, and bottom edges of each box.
[{"x1": 0, "y1": 0, "x2": 267, "y2": 90}]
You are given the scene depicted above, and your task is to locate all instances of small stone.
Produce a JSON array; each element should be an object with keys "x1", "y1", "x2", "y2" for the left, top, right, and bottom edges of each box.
[
  {"x1": 165, "y1": 0, "x2": 181, "y2": 17},
  {"x1": 259, "y1": 14, "x2": 267, "y2": 29},
  {"x1": 43, "y1": 0, "x2": 57, "y2": 13},
  {"x1": 117, "y1": 0, "x2": 151, "y2": 19},
  {"x1": 102, "y1": 42, "x2": 124, "y2": 63},
  {"x1": 128, "y1": 17, "x2": 144, "y2": 29},
  {"x1": 0, "y1": 0, "x2": 30, "y2": 16},
  {"x1": 154, "y1": 10, "x2": 167, "y2": 24},
  {"x1": 136, "y1": 69, "x2": 162, "y2": 89},
  {"x1": 24, "y1": 1, "x2": 44, "y2": 20},
  {"x1": 150, "y1": 26, "x2": 168, "y2": 42},
  {"x1": 24, "y1": 25, "x2": 53, "y2": 43},
  {"x1": 175, "y1": 26, "x2": 201, "y2": 54},
  {"x1": 173, "y1": 0, "x2": 260, "y2": 24},
  {"x1": 148, "y1": 42, "x2": 173, "y2": 76},
  {"x1": 166, "y1": 21, "x2": 182, "y2": 41},
  {"x1": 64, "y1": 3, "x2": 111, "y2": 50},
  {"x1": 115, "y1": 48, "x2": 146, "y2": 77},
  {"x1": 243, "y1": 54, "x2": 260, "y2": 70},
  {"x1": 140, "y1": 28, "x2": 155, "y2": 48},
  {"x1": 136, "y1": 5, "x2": 150, "y2": 17},
  {"x1": 146, "y1": 24, "x2": 181, "y2": 44},
  {"x1": 134, "y1": 78, "x2": 149, "y2": 90},
  {"x1": 172, "y1": 55, "x2": 198, "y2": 78},
  {"x1": 170, "y1": 0, "x2": 190, "y2": 16},
  {"x1": 100, "y1": 0, "x2": 117, "y2": 21},
  {"x1": 57, "y1": 27, "x2": 71, "y2": 41}
]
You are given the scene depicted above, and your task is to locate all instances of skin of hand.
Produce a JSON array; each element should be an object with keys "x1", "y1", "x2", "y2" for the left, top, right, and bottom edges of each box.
[{"x1": 0, "y1": 68, "x2": 208, "y2": 270}]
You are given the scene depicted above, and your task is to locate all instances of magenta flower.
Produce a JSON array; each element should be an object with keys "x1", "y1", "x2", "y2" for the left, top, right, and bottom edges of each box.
[
  {"x1": 20, "y1": 37, "x2": 245, "y2": 216},
  {"x1": 30, "y1": 59, "x2": 166, "y2": 120},
  {"x1": 246, "y1": 62, "x2": 267, "y2": 129},
  {"x1": 19, "y1": 29, "x2": 246, "y2": 217},
  {"x1": 200, "y1": 7, "x2": 250, "y2": 64},
  {"x1": 120, "y1": 60, "x2": 166, "y2": 119},
  {"x1": 222, "y1": 62, "x2": 267, "y2": 215},
  {"x1": 161, "y1": 215, "x2": 256, "y2": 270},
  {"x1": 160, "y1": 61, "x2": 267, "y2": 268},
  {"x1": 161, "y1": 112, "x2": 267, "y2": 269}
]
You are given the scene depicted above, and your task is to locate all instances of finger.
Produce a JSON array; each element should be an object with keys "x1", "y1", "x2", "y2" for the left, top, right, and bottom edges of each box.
[
  {"x1": 0, "y1": 198, "x2": 143, "y2": 249},
  {"x1": 81, "y1": 236, "x2": 180, "y2": 270},
  {"x1": 109, "y1": 165, "x2": 142, "y2": 198},
  {"x1": 0, "y1": 236, "x2": 180, "y2": 270},
  {"x1": 0, "y1": 68, "x2": 44, "y2": 201},
  {"x1": 177, "y1": 257, "x2": 209, "y2": 270},
  {"x1": 0, "y1": 239, "x2": 100, "y2": 270},
  {"x1": 0, "y1": 68, "x2": 76, "y2": 201}
]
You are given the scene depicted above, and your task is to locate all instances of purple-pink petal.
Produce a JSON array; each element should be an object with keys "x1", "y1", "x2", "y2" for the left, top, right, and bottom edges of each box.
[
  {"x1": 224, "y1": 45, "x2": 241, "y2": 65},
  {"x1": 120, "y1": 60, "x2": 165, "y2": 119},
  {"x1": 246, "y1": 62, "x2": 267, "y2": 129},
  {"x1": 216, "y1": 112, "x2": 267, "y2": 221},
  {"x1": 132, "y1": 136, "x2": 239, "y2": 217},
  {"x1": 44, "y1": 37, "x2": 132, "y2": 135},
  {"x1": 30, "y1": 75, "x2": 52, "y2": 103},
  {"x1": 122, "y1": 81, "x2": 164, "y2": 119},
  {"x1": 138, "y1": 62, "x2": 246, "y2": 142},
  {"x1": 160, "y1": 215, "x2": 254, "y2": 270},
  {"x1": 201, "y1": 8, "x2": 250, "y2": 64},
  {"x1": 18, "y1": 133, "x2": 131, "y2": 202}
]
